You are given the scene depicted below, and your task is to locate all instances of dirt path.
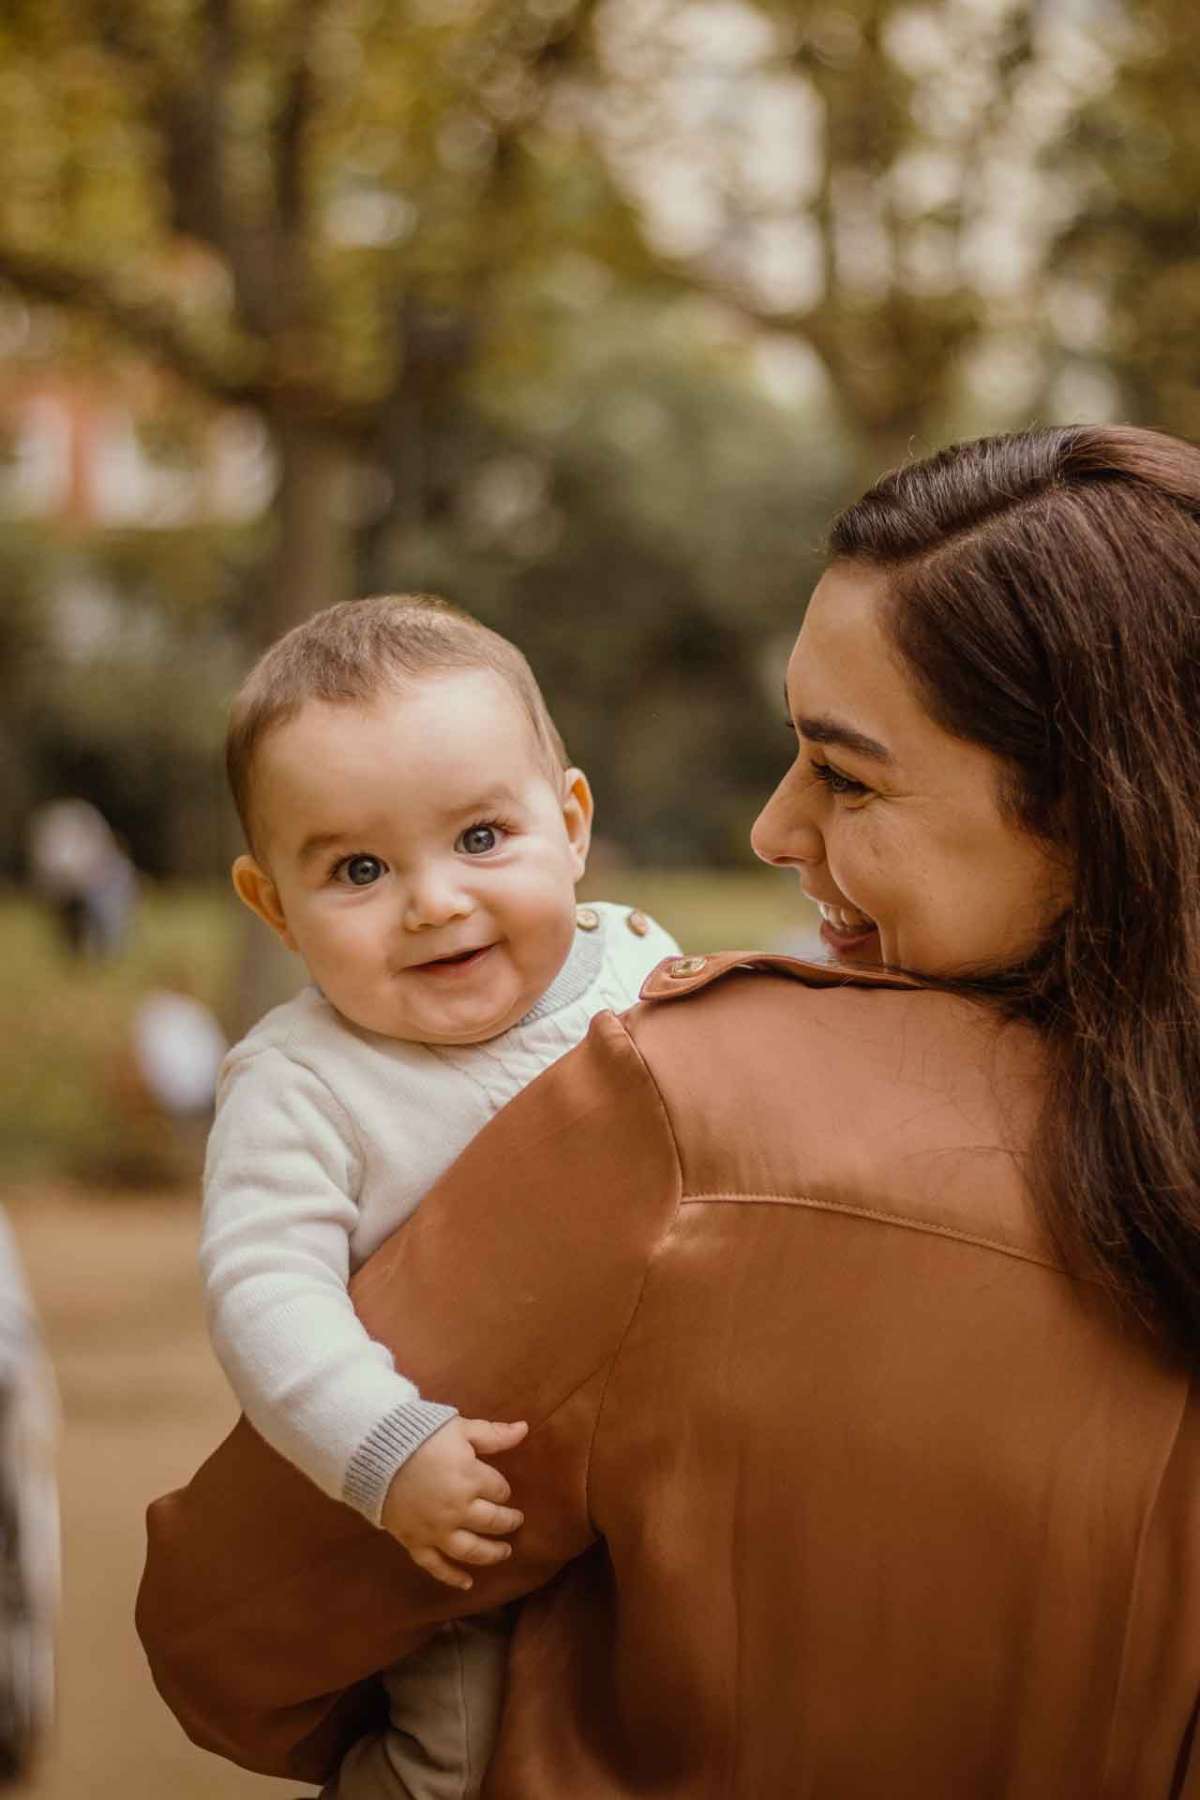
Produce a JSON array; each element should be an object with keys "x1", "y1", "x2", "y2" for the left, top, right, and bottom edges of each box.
[{"x1": 4, "y1": 1183, "x2": 316, "y2": 1798}]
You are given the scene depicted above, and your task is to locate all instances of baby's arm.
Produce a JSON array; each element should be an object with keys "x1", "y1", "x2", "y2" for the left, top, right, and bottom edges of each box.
[{"x1": 202, "y1": 1047, "x2": 521, "y2": 1584}]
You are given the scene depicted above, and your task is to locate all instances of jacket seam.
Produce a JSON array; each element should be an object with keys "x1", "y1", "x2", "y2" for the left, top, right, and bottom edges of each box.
[
  {"x1": 679, "y1": 1191, "x2": 1077, "y2": 1278},
  {"x1": 582, "y1": 1017, "x2": 685, "y2": 1534},
  {"x1": 1099, "y1": 1368, "x2": 1194, "y2": 1792}
]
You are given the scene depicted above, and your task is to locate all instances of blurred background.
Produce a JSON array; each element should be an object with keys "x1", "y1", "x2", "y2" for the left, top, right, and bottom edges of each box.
[{"x1": 0, "y1": 0, "x2": 1194, "y2": 1790}]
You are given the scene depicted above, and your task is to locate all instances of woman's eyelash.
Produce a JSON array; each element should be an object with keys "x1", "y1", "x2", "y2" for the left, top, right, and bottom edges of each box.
[
  {"x1": 810, "y1": 760, "x2": 869, "y2": 797},
  {"x1": 784, "y1": 722, "x2": 868, "y2": 797}
]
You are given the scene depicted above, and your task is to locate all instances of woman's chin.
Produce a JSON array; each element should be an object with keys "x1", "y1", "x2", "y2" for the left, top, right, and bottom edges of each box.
[{"x1": 819, "y1": 919, "x2": 883, "y2": 964}]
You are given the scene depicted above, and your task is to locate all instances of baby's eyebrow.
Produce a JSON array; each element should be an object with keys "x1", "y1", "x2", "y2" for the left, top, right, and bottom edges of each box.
[
  {"x1": 438, "y1": 785, "x2": 522, "y2": 820},
  {"x1": 293, "y1": 787, "x2": 527, "y2": 861},
  {"x1": 297, "y1": 831, "x2": 348, "y2": 865}
]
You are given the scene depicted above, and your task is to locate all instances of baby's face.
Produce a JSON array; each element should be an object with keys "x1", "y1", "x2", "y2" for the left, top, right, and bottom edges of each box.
[{"x1": 237, "y1": 669, "x2": 591, "y2": 1045}]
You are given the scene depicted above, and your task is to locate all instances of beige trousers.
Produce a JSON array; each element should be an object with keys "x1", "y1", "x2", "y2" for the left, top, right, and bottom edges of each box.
[{"x1": 323, "y1": 1608, "x2": 513, "y2": 1800}]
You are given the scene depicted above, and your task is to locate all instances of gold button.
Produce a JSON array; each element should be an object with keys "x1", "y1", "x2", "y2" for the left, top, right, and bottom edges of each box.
[
  {"x1": 669, "y1": 955, "x2": 707, "y2": 978},
  {"x1": 626, "y1": 909, "x2": 650, "y2": 937},
  {"x1": 576, "y1": 905, "x2": 600, "y2": 932}
]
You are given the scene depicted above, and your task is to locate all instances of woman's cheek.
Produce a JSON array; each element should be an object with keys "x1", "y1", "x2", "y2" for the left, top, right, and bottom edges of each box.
[
  {"x1": 830, "y1": 811, "x2": 880, "y2": 908},
  {"x1": 856, "y1": 834, "x2": 908, "y2": 961}
]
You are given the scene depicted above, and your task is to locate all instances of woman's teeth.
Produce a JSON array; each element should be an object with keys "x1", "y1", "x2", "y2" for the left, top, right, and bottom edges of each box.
[{"x1": 819, "y1": 902, "x2": 874, "y2": 934}]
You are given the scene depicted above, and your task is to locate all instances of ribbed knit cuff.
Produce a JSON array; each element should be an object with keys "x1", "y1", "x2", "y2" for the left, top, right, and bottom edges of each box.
[{"x1": 342, "y1": 1399, "x2": 458, "y2": 1524}]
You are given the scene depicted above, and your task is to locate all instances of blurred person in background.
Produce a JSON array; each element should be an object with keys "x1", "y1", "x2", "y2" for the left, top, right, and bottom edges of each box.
[
  {"x1": 25, "y1": 799, "x2": 137, "y2": 961},
  {"x1": 119, "y1": 972, "x2": 228, "y2": 1176},
  {"x1": 141, "y1": 425, "x2": 1198, "y2": 1795}
]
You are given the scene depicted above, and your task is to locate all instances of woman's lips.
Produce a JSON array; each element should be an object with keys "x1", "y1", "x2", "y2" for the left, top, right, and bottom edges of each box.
[
  {"x1": 818, "y1": 917, "x2": 879, "y2": 956},
  {"x1": 814, "y1": 902, "x2": 879, "y2": 958}
]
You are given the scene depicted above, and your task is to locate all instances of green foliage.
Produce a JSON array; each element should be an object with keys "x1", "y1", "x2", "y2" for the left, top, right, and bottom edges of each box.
[
  {"x1": 0, "y1": 0, "x2": 649, "y2": 408},
  {"x1": 1054, "y1": 0, "x2": 1200, "y2": 434},
  {"x1": 0, "y1": 521, "x2": 258, "y2": 877},
  {"x1": 0, "y1": 884, "x2": 231, "y2": 1184}
]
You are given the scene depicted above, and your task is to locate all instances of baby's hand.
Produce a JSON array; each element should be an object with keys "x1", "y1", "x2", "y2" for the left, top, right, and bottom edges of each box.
[{"x1": 381, "y1": 1416, "x2": 527, "y2": 1590}]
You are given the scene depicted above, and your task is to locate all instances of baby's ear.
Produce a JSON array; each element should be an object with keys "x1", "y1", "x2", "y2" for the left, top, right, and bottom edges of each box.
[
  {"x1": 561, "y1": 768, "x2": 594, "y2": 880},
  {"x1": 231, "y1": 855, "x2": 297, "y2": 950}
]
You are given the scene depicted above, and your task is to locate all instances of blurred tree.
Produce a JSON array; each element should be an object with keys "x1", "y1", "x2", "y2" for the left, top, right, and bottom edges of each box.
[
  {"x1": 0, "y1": 0, "x2": 1130, "y2": 904},
  {"x1": 593, "y1": 0, "x2": 1108, "y2": 473},
  {"x1": 0, "y1": 518, "x2": 255, "y2": 879},
  {"x1": 0, "y1": 0, "x2": 657, "y2": 641},
  {"x1": 1050, "y1": 0, "x2": 1200, "y2": 436}
]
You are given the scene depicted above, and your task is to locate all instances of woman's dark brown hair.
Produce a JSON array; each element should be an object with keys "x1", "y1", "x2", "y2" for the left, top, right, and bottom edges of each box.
[{"x1": 830, "y1": 424, "x2": 1200, "y2": 1357}]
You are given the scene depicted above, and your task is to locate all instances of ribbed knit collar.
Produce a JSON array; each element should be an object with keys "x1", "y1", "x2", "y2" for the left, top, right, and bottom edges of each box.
[{"x1": 518, "y1": 914, "x2": 607, "y2": 1025}]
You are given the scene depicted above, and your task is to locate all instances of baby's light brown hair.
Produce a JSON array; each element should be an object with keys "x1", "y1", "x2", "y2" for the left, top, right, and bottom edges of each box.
[{"x1": 227, "y1": 594, "x2": 569, "y2": 859}]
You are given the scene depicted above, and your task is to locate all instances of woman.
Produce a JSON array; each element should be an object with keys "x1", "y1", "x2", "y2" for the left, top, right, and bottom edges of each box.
[
  {"x1": 139, "y1": 424, "x2": 1198, "y2": 1797},
  {"x1": 761, "y1": 422, "x2": 1199, "y2": 1355}
]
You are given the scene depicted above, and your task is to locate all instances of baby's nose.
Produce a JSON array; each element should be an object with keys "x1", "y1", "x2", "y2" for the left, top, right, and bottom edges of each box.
[{"x1": 402, "y1": 867, "x2": 473, "y2": 930}]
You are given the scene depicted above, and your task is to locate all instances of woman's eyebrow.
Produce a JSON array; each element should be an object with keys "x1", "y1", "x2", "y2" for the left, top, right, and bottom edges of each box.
[{"x1": 794, "y1": 713, "x2": 893, "y2": 763}]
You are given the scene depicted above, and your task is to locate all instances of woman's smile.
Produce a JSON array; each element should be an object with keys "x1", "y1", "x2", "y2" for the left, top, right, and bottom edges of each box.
[{"x1": 814, "y1": 902, "x2": 879, "y2": 959}]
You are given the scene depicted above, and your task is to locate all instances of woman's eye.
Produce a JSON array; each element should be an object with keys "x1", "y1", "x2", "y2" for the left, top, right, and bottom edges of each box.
[
  {"x1": 811, "y1": 761, "x2": 869, "y2": 798},
  {"x1": 457, "y1": 824, "x2": 500, "y2": 856},
  {"x1": 337, "y1": 854, "x2": 386, "y2": 886}
]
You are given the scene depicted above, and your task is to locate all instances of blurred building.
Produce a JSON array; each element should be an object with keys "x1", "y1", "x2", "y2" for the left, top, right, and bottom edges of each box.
[{"x1": 0, "y1": 341, "x2": 271, "y2": 530}]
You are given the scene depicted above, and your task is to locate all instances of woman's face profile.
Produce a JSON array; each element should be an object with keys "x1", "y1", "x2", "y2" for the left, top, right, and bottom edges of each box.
[{"x1": 752, "y1": 561, "x2": 1072, "y2": 977}]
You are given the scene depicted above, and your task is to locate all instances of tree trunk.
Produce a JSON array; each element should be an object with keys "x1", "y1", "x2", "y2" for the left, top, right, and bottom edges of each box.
[
  {"x1": 259, "y1": 412, "x2": 356, "y2": 644},
  {"x1": 233, "y1": 412, "x2": 358, "y2": 1034}
]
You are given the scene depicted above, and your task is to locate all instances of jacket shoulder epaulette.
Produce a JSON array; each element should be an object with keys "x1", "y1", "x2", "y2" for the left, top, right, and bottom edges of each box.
[{"x1": 639, "y1": 950, "x2": 922, "y2": 1003}]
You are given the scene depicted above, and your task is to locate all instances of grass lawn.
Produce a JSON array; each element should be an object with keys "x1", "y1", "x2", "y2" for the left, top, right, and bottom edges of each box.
[
  {"x1": 0, "y1": 886, "x2": 232, "y2": 1185},
  {"x1": 0, "y1": 871, "x2": 815, "y2": 1184}
]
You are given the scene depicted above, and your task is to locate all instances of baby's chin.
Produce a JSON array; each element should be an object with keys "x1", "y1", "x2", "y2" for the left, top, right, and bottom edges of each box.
[
  {"x1": 338, "y1": 990, "x2": 545, "y2": 1048},
  {"x1": 415, "y1": 1007, "x2": 533, "y2": 1046}
]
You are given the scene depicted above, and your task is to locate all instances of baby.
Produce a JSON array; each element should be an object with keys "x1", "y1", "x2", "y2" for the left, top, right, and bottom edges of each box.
[{"x1": 201, "y1": 593, "x2": 678, "y2": 1799}]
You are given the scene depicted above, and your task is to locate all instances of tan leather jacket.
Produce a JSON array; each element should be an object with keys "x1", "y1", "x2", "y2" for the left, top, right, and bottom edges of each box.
[{"x1": 137, "y1": 955, "x2": 1199, "y2": 1797}]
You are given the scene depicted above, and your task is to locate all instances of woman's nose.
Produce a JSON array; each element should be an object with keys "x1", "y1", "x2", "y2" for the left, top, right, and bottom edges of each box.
[
  {"x1": 402, "y1": 865, "x2": 473, "y2": 931},
  {"x1": 751, "y1": 776, "x2": 823, "y2": 869}
]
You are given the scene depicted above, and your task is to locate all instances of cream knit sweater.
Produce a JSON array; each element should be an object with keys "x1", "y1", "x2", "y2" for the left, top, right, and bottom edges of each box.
[{"x1": 200, "y1": 903, "x2": 678, "y2": 1524}]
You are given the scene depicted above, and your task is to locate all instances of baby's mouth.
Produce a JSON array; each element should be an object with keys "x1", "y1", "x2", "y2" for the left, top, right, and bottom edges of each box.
[{"x1": 412, "y1": 944, "x2": 495, "y2": 974}]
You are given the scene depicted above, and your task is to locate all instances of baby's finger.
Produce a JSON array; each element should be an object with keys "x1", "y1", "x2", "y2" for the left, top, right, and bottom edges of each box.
[
  {"x1": 461, "y1": 1418, "x2": 528, "y2": 1458},
  {"x1": 474, "y1": 1464, "x2": 513, "y2": 1506},
  {"x1": 464, "y1": 1498, "x2": 524, "y2": 1536},
  {"x1": 442, "y1": 1529, "x2": 514, "y2": 1567},
  {"x1": 410, "y1": 1546, "x2": 474, "y2": 1592}
]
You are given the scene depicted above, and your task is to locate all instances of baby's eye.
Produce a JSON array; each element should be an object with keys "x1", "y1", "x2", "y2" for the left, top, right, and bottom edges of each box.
[
  {"x1": 811, "y1": 760, "x2": 870, "y2": 799},
  {"x1": 456, "y1": 823, "x2": 502, "y2": 856},
  {"x1": 335, "y1": 854, "x2": 386, "y2": 886}
]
